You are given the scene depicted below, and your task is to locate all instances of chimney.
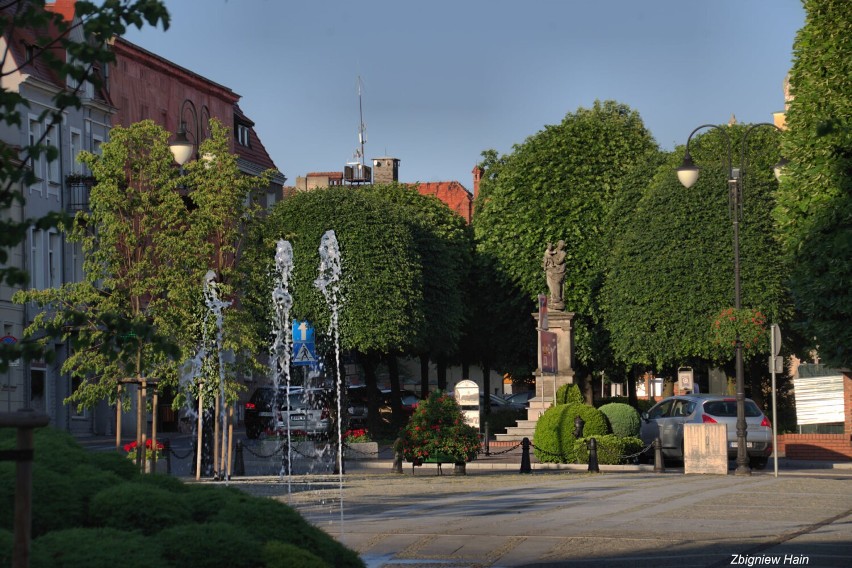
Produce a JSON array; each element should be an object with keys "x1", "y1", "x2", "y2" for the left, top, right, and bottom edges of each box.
[
  {"x1": 372, "y1": 157, "x2": 399, "y2": 185},
  {"x1": 472, "y1": 165, "x2": 483, "y2": 200}
]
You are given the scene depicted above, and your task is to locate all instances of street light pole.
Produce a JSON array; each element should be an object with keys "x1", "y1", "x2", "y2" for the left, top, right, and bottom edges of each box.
[{"x1": 677, "y1": 122, "x2": 784, "y2": 476}]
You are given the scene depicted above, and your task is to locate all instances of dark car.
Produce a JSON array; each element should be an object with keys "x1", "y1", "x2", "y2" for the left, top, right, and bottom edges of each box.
[
  {"x1": 244, "y1": 386, "x2": 331, "y2": 439},
  {"x1": 639, "y1": 394, "x2": 773, "y2": 469}
]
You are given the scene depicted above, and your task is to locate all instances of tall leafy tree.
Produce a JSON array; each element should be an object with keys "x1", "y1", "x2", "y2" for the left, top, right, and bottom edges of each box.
[
  {"x1": 775, "y1": 0, "x2": 852, "y2": 368},
  {"x1": 473, "y1": 100, "x2": 659, "y2": 381},
  {"x1": 360, "y1": 182, "x2": 471, "y2": 415},
  {"x1": 15, "y1": 121, "x2": 187, "y2": 408},
  {"x1": 243, "y1": 186, "x2": 424, "y2": 432},
  {"x1": 602, "y1": 126, "x2": 790, "y2": 381},
  {"x1": 0, "y1": 0, "x2": 170, "y2": 369}
]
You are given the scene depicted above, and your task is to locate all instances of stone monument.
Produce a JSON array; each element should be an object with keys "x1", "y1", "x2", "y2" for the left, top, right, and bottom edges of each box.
[{"x1": 536, "y1": 241, "x2": 575, "y2": 400}]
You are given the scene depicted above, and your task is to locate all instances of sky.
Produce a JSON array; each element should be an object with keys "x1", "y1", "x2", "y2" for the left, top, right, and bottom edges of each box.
[{"x1": 123, "y1": 0, "x2": 806, "y2": 191}]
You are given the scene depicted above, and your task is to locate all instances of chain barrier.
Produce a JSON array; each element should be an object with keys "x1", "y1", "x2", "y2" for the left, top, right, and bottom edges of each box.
[
  {"x1": 476, "y1": 441, "x2": 521, "y2": 457},
  {"x1": 167, "y1": 446, "x2": 194, "y2": 460},
  {"x1": 530, "y1": 439, "x2": 656, "y2": 464},
  {"x1": 241, "y1": 442, "x2": 284, "y2": 459}
]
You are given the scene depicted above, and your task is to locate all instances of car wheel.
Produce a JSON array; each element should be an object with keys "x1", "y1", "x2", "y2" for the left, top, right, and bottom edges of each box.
[{"x1": 750, "y1": 456, "x2": 768, "y2": 470}]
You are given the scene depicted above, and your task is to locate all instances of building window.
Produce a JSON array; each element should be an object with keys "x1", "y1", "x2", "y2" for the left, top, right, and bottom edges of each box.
[
  {"x1": 48, "y1": 231, "x2": 61, "y2": 288},
  {"x1": 29, "y1": 228, "x2": 45, "y2": 290},
  {"x1": 28, "y1": 117, "x2": 43, "y2": 192},
  {"x1": 236, "y1": 124, "x2": 251, "y2": 147},
  {"x1": 69, "y1": 128, "x2": 82, "y2": 174}
]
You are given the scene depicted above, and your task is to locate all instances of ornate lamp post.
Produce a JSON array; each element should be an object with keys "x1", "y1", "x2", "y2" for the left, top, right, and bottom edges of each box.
[
  {"x1": 676, "y1": 122, "x2": 784, "y2": 476},
  {"x1": 169, "y1": 99, "x2": 210, "y2": 166}
]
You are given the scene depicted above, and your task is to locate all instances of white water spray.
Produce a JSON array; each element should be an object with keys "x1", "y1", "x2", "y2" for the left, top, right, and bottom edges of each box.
[
  {"x1": 270, "y1": 240, "x2": 294, "y2": 488},
  {"x1": 313, "y1": 230, "x2": 344, "y2": 538}
]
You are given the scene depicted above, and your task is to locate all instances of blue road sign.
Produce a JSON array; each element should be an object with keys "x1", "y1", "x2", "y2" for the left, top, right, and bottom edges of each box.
[{"x1": 292, "y1": 320, "x2": 318, "y2": 366}]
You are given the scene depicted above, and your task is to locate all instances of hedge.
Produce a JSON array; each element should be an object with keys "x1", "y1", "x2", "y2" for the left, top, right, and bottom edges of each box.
[
  {"x1": 556, "y1": 384, "x2": 584, "y2": 405},
  {"x1": 598, "y1": 403, "x2": 641, "y2": 438},
  {"x1": 573, "y1": 435, "x2": 645, "y2": 465},
  {"x1": 533, "y1": 403, "x2": 609, "y2": 463}
]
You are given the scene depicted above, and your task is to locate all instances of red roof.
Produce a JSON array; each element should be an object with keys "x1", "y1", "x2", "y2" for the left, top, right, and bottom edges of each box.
[
  {"x1": 233, "y1": 104, "x2": 278, "y2": 172},
  {"x1": 46, "y1": 0, "x2": 76, "y2": 21},
  {"x1": 412, "y1": 181, "x2": 473, "y2": 223}
]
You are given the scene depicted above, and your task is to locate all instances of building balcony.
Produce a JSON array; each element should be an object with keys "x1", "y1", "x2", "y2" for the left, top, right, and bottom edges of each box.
[{"x1": 65, "y1": 174, "x2": 95, "y2": 213}]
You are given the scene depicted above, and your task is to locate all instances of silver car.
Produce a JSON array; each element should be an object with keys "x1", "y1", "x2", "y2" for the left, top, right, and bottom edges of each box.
[{"x1": 640, "y1": 394, "x2": 772, "y2": 469}]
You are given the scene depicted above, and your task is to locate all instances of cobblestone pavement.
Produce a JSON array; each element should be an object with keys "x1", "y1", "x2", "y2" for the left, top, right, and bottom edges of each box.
[{"x1": 229, "y1": 468, "x2": 852, "y2": 568}]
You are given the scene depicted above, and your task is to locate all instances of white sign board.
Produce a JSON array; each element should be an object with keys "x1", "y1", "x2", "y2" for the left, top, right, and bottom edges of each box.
[
  {"x1": 454, "y1": 380, "x2": 480, "y2": 430},
  {"x1": 678, "y1": 367, "x2": 694, "y2": 393}
]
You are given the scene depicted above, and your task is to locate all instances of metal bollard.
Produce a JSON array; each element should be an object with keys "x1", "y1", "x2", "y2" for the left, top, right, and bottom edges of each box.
[
  {"x1": 653, "y1": 437, "x2": 665, "y2": 473},
  {"x1": 484, "y1": 421, "x2": 490, "y2": 456},
  {"x1": 163, "y1": 438, "x2": 172, "y2": 475},
  {"x1": 233, "y1": 440, "x2": 245, "y2": 476},
  {"x1": 392, "y1": 438, "x2": 404, "y2": 474},
  {"x1": 190, "y1": 438, "x2": 197, "y2": 476},
  {"x1": 519, "y1": 437, "x2": 532, "y2": 474},
  {"x1": 587, "y1": 437, "x2": 600, "y2": 473}
]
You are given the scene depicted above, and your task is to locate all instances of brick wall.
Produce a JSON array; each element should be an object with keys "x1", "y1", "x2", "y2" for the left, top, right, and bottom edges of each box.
[
  {"x1": 844, "y1": 372, "x2": 852, "y2": 437},
  {"x1": 777, "y1": 433, "x2": 852, "y2": 461}
]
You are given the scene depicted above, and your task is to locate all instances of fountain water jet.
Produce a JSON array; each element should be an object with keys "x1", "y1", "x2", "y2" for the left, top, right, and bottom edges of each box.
[
  {"x1": 270, "y1": 239, "x2": 294, "y2": 489},
  {"x1": 313, "y1": 230, "x2": 344, "y2": 538}
]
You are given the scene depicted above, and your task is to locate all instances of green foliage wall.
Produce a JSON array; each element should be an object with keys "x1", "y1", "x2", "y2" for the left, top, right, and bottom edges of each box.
[
  {"x1": 246, "y1": 187, "x2": 424, "y2": 355},
  {"x1": 775, "y1": 0, "x2": 852, "y2": 368},
  {"x1": 602, "y1": 126, "x2": 789, "y2": 368},
  {"x1": 474, "y1": 100, "x2": 659, "y2": 370}
]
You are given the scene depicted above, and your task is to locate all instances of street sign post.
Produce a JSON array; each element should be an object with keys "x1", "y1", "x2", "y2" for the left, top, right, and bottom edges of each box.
[
  {"x1": 769, "y1": 323, "x2": 781, "y2": 477},
  {"x1": 292, "y1": 320, "x2": 318, "y2": 366}
]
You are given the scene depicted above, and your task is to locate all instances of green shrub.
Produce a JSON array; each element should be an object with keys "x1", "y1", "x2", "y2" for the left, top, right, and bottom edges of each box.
[
  {"x1": 597, "y1": 396, "x2": 655, "y2": 414},
  {"x1": 86, "y1": 450, "x2": 140, "y2": 479},
  {"x1": 89, "y1": 481, "x2": 191, "y2": 535},
  {"x1": 31, "y1": 527, "x2": 163, "y2": 568},
  {"x1": 213, "y1": 498, "x2": 364, "y2": 568},
  {"x1": 68, "y1": 464, "x2": 122, "y2": 523},
  {"x1": 31, "y1": 467, "x2": 84, "y2": 537},
  {"x1": 572, "y1": 435, "x2": 645, "y2": 465},
  {"x1": 0, "y1": 528, "x2": 11, "y2": 567},
  {"x1": 399, "y1": 390, "x2": 481, "y2": 462},
  {"x1": 182, "y1": 484, "x2": 247, "y2": 522},
  {"x1": 533, "y1": 403, "x2": 608, "y2": 463},
  {"x1": 157, "y1": 522, "x2": 262, "y2": 568},
  {"x1": 556, "y1": 384, "x2": 584, "y2": 405},
  {"x1": 598, "y1": 403, "x2": 641, "y2": 438},
  {"x1": 264, "y1": 541, "x2": 331, "y2": 568}
]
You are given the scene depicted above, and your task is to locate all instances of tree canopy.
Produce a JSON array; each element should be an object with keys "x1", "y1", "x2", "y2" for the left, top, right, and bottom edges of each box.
[
  {"x1": 473, "y1": 100, "x2": 660, "y2": 371},
  {"x1": 0, "y1": 0, "x2": 169, "y2": 370},
  {"x1": 775, "y1": 0, "x2": 852, "y2": 368},
  {"x1": 602, "y1": 125, "x2": 790, "y2": 370}
]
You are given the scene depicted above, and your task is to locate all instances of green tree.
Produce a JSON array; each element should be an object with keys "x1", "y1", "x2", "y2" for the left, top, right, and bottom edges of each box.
[
  {"x1": 775, "y1": 0, "x2": 852, "y2": 368},
  {"x1": 360, "y1": 182, "x2": 471, "y2": 416},
  {"x1": 473, "y1": 100, "x2": 659, "y2": 381},
  {"x1": 244, "y1": 186, "x2": 424, "y2": 433},
  {"x1": 602, "y1": 126, "x2": 790, "y2": 382},
  {"x1": 0, "y1": 0, "x2": 170, "y2": 370},
  {"x1": 14, "y1": 121, "x2": 187, "y2": 409}
]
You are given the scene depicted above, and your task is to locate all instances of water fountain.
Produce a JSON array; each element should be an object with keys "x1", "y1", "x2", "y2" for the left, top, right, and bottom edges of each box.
[{"x1": 270, "y1": 239, "x2": 294, "y2": 486}]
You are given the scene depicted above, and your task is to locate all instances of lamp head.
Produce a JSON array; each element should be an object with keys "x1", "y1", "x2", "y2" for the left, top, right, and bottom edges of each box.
[
  {"x1": 676, "y1": 152, "x2": 700, "y2": 188},
  {"x1": 169, "y1": 122, "x2": 194, "y2": 166}
]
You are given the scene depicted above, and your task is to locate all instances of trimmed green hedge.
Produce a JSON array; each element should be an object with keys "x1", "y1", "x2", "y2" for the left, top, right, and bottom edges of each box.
[
  {"x1": 573, "y1": 435, "x2": 645, "y2": 465},
  {"x1": 556, "y1": 384, "x2": 584, "y2": 405},
  {"x1": 31, "y1": 527, "x2": 163, "y2": 568},
  {"x1": 1, "y1": 427, "x2": 365, "y2": 568},
  {"x1": 533, "y1": 403, "x2": 609, "y2": 463},
  {"x1": 598, "y1": 403, "x2": 641, "y2": 438}
]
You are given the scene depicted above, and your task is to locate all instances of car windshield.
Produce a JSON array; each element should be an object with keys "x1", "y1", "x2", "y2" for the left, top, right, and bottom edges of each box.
[{"x1": 703, "y1": 400, "x2": 762, "y2": 418}]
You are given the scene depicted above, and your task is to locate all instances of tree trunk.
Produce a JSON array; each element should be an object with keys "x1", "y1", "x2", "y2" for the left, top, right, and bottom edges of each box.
[
  {"x1": 481, "y1": 362, "x2": 491, "y2": 415},
  {"x1": 581, "y1": 373, "x2": 593, "y2": 405},
  {"x1": 359, "y1": 352, "x2": 380, "y2": 435},
  {"x1": 387, "y1": 353, "x2": 403, "y2": 427},
  {"x1": 628, "y1": 367, "x2": 638, "y2": 409},
  {"x1": 436, "y1": 355, "x2": 447, "y2": 391},
  {"x1": 419, "y1": 354, "x2": 430, "y2": 400},
  {"x1": 461, "y1": 359, "x2": 470, "y2": 380}
]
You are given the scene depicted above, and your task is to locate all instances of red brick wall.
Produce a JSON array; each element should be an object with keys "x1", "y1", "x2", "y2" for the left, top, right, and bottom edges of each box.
[
  {"x1": 844, "y1": 372, "x2": 852, "y2": 437},
  {"x1": 777, "y1": 433, "x2": 852, "y2": 461}
]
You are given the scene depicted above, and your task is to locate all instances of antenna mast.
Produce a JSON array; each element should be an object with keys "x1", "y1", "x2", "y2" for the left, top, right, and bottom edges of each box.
[
  {"x1": 357, "y1": 76, "x2": 366, "y2": 166},
  {"x1": 344, "y1": 76, "x2": 372, "y2": 185}
]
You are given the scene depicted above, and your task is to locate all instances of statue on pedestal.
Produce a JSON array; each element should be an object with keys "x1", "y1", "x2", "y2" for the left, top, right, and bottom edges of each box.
[{"x1": 543, "y1": 240, "x2": 566, "y2": 310}]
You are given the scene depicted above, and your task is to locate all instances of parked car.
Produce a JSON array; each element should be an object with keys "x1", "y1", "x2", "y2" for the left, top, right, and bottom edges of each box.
[
  {"x1": 244, "y1": 386, "x2": 331, "y2": 439},
  {"x1": 639, "y1": 394, "x2": 772, "y2": 469},
  {"x1": 505, "y1": 391, "x2": 535, "y2": 408}
]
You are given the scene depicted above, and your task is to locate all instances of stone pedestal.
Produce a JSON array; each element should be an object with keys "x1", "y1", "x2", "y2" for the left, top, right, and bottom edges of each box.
[{"x1": 534, "y1": 310, "x2": 575, "y2": 400}]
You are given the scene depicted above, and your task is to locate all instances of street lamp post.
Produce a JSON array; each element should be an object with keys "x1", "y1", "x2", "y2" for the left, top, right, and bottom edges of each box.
[
  {"x1": 169, "y1": 99, "x2": 210, "y2": 166},
  {"x1": 676, "y1": 122, "x2": 784, "y2": 476}
]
